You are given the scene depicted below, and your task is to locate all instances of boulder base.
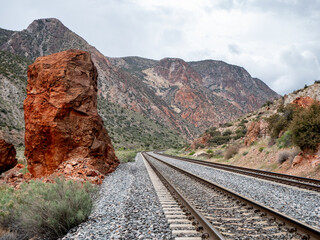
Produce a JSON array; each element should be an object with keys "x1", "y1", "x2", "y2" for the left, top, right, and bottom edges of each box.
[{"x1": 0, "y1": 139, "x2": 17, "y2": 174}]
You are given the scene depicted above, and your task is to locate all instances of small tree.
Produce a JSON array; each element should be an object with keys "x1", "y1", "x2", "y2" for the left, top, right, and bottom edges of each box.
[{"x1": 290, "y1": 102, "x2": 320, "y2": 151}]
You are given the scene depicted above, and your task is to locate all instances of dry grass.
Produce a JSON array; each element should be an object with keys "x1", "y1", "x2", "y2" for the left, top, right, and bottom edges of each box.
[{"x1": 224, "y1": 145, "x2": 240, "y2": 159}]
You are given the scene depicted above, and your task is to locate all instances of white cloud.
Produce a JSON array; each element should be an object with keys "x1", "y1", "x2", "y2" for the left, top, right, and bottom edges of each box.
[{"x1": 0, "y1": 0, "x2": 319, "y2": 95}]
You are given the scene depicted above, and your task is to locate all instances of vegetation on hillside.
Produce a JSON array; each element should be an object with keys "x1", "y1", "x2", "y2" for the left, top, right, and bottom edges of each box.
[
  {"x1": 0, "y1": 51, "x2": 31, "y2": 131},
  {"x1": 267, "y1": 102, "x2": 320, "y2": 151},
  {"x1": 98, "y1": 99, "x2": 186, "y2": 150}
]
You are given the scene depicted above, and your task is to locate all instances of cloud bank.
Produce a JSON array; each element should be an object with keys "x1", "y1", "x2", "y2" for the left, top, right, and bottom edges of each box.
[{"x1": 1, "y1": 0, "x2": 319, "y2": 94}]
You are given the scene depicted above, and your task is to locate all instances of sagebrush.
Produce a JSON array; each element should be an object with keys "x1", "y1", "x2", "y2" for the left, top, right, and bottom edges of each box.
[
  {"x1": 0, "y1": 178, "x2": 96, "y2": 240},
  {"x1": 224, "y1": 145, "x2": 239, "y2": 159}
]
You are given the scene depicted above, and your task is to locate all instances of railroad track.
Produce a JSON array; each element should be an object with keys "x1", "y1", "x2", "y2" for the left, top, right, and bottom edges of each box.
[
  {"x1": 155, "y1": 152, "x2": 320, "y2": 192},
  {"x1": 142, "y1": 152, "x2": 320, "y2": 240}
]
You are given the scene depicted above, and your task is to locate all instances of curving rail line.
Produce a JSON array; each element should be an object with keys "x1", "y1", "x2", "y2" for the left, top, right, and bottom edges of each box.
[
  {"x1": 144, "y1": 152, "x2": 320, "y2": 240},
  {"x1": 155, "y1": 152, "x2": 320, "y2": 192}
]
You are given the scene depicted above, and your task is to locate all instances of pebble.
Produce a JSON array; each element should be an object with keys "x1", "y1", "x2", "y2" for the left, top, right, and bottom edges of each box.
[{"x1": 62, "y1": 153, "x2": 173, "y2": 239}]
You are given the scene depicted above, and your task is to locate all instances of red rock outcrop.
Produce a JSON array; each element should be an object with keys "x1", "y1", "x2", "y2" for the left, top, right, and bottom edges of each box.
[
  {"x1": 24, "y1": 49, "x2": 119, "y2": 179},
  {"x1": 292, "y1": 151, "x2": 320, "y2": 168},
  {"x1": 190, "y1": 133, "x2": 212, "y2": 149},
  {"x1": 292, "y1": 96, "x2": 318, "y2": 108},
  {"x1": 244, "y1": 120, "x2": 269, "y2": 146},
  {"x1": 0, "y1": 139, "x2": 17, "y2": 174}
]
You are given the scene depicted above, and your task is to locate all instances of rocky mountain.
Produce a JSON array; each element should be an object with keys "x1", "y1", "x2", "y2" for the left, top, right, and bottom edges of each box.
[
  {"x1": 0, "y1": 18, "x2": 279, "y2": 147},
  {"x1": 111, "y1": 56, "x2": 279, "y2": 133}
]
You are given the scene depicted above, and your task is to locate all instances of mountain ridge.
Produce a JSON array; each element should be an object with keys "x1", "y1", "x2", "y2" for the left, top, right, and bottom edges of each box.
[{"x1": 0, "y1": 18, "x2": 279, "y2": 147}]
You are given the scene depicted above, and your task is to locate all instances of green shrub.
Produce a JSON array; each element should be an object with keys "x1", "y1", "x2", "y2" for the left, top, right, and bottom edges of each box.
[
  {"x1": 208, "y1": 135, "x2": 231, "y2": 146},
  {"x1": 0, "y1": 178, "x2": 96, "y2": 240},
  {"x1": 224, "y1": 145, "x2": 239, "y2": 159},
  {"x1": 116, "y1": 150, "x2": 137, "y2": 163},
  {"x1": 259, "y1": 147, "x2": 264, "y2": 152},
  {"x1": 262, "y1": 100, "x2": 273, "y2": 107},
  {"x1": 290, "y1": 103, "x2": 320, "y2": 151},
  {"x1": 206, "y1": 149, "x2": 213, "y2": 154},
  {"x1": 195, "y1": 143, "x2": 205, "y2": 149},
  {"x1": 222, "y1": 130, "x2": 232, "y2": 136},
  {"x1": 242, "y1": 151, "x2": 248, "y2": 156},
  {"x1": 189, "y1": 151, "x2": 195, "y2": 155},
  {"x1": 220, "y1": 122, "x2": 232, "y2": 127},
  {"x1": 276, "y1": 130, "x2": 292, "y2": 149},
  {"x1": 205, "y1": 127, "x2": 220, "y2": 137},
  {"x1": 267, "y1": 104, "x2": 300, "y2": 138}
]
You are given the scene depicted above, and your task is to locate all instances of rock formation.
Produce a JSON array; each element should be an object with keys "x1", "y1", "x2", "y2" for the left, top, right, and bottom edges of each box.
[
  {"x1": 190, "y1": 133, "x2": 212, "y2": 149},
  {"x1": 24, "y1": 49, "x2": 119, "y2": 179},
  {"x1": 292, "y1": 96, "x2": 318, "y2": 108},
  {"x1": 0, "y1": 139, "x2": 17, "y2": 173},
  {"x1": 244, "y1": 120, "x2": 269, "y2": 146}
]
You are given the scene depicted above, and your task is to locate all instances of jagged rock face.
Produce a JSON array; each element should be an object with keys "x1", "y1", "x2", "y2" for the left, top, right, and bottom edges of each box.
[
  {"x1": 189, "y1": 60, "x2": 280, "y2": 112},
  {"x1": 142, "y1": 58, "x2": 246, "y2": 130},
  {"x1": 153, "y1": 58, "x2": 202, "y2": 84},
  {"x1": 24, "y1": 49, "x2": 119, "y2": 178},
  {"x1": 244, "y1": 120, "x2": 269, "y2": 146},
  {"x1": 190, "y1": 133, "x2": 212, "y2": 149},
  {"x1": 291, "y1": 96, "x2": 318, "y2": 108},
  {"x1": 0, "y1": 139, "x2": 17, "y2": 173},
  {"x1": 284, "y1": 84, "x2": 320, "y2": 105}
]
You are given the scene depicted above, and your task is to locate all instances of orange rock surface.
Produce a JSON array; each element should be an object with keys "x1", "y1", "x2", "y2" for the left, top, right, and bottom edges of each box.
[
  {"x1": 291, "y1": 96, "x2": 318, "y2": 108},
  {"x1": 24, "y1": 49, "x2": 119, "y2": 179},
  {"x1": 244, "y1": 120, "x2": 268, "y2": 146},
  {"x1": 0, "y1": 139, "x2": 17, "y2": 174},
  {"x1": 190, "y1": 133, "x2": 212, "y2": 149}
]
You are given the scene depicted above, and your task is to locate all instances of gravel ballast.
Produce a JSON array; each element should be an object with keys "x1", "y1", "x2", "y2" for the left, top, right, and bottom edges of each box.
[
  {"x1": 149, "y1": 152, "x2": 320, "y2": 229},
  {"x1": 63, "y1": 153, "x2": 172, "y2": 240}
]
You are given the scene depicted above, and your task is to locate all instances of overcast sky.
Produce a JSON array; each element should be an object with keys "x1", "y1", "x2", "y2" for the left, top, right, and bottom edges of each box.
[{"x1": 1, "y1": 0, "x2": 320, "y2": 95}]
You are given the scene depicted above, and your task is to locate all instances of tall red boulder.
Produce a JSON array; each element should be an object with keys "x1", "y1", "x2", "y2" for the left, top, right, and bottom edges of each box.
[
  {"x1": 24, "y1": 49, "x2": 119, "y2": 178},
  {"x1": 0, "y1": 139, "x2": 17, "y2": 174}
]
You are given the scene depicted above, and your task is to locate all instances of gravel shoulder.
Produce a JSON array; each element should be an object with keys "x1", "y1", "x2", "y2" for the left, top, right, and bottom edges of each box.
[
  {"x1": 62, "y1": 153, "x2": 172, "y2": 240},
  {"x1": 149, "y1": 152, "x2": 320, "y2": 229}
]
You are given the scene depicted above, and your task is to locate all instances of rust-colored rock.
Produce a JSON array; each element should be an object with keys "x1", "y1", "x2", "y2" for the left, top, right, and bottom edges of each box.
[
  {"x1": 190, "y1": 133, "x2": 212, "y2": 149},
  {"x1": 0, "y1": 139, "x2": 17, "y2": 174},
  {"x1": 244, "y1": 120, "x2": 269, "y2": 146},
  {"x1": 24, "y1": 49, "x2": 119, "y2": 179},
  {"x1": 291, "y1": 96, "x2": 317, "y2": 108}
]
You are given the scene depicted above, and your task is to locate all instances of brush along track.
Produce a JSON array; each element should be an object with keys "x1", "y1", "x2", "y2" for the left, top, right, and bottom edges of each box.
[
  {"x1": 144, "y1": 152, "x2": 320, "y2": 240},
  {"x1": 156, "y1": 152, "x2": 320, "y2": 192}
]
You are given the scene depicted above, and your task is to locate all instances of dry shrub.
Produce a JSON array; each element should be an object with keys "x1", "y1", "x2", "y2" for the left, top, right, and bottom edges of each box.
[
  {"x1": 224, "y1": 145, "x2": 239, "y2": 159},
  {"x1": 0, "y1": 178, "x2": 96, "y2": 240},
  {"x1": 290, "y1": 149, "x2": 300, "y2": 163},
  {"x1": 277, "y1": 150, "x2": 299, "y2": 164},
  {"x1": 277, "y1": 151, "x2": 291, "y2": 164}
]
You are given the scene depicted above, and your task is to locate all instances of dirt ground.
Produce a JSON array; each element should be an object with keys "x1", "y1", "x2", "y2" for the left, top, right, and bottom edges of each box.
[{"x1": 176, "y1": 137, "x2": 320, "y2": 180}]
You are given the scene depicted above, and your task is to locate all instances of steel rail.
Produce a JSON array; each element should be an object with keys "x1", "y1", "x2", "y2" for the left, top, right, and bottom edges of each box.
[
  {"x1": 146, "y1": 152, "x2": 320, "y2": 240},
  {"x1": 155, "y1": 152, "x2": 320, "y2": 192},
  {"x1": 142, "y1": 152, "x2": 225, "y2": 240}
]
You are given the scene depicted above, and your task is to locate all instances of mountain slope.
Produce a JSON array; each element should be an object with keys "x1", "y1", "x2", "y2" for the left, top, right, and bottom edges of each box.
[
  {"x1": 189, "y1": 60, "x2": 279, "y2": 112},
  {"x1": 0, "y1": 18, "x2": 279, "y2": 146}
]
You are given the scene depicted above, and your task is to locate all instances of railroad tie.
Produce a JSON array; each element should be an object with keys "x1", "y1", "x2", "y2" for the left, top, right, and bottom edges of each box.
[{"x1": 142, "y1": 153, "x2": 203, "y2": 240}]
